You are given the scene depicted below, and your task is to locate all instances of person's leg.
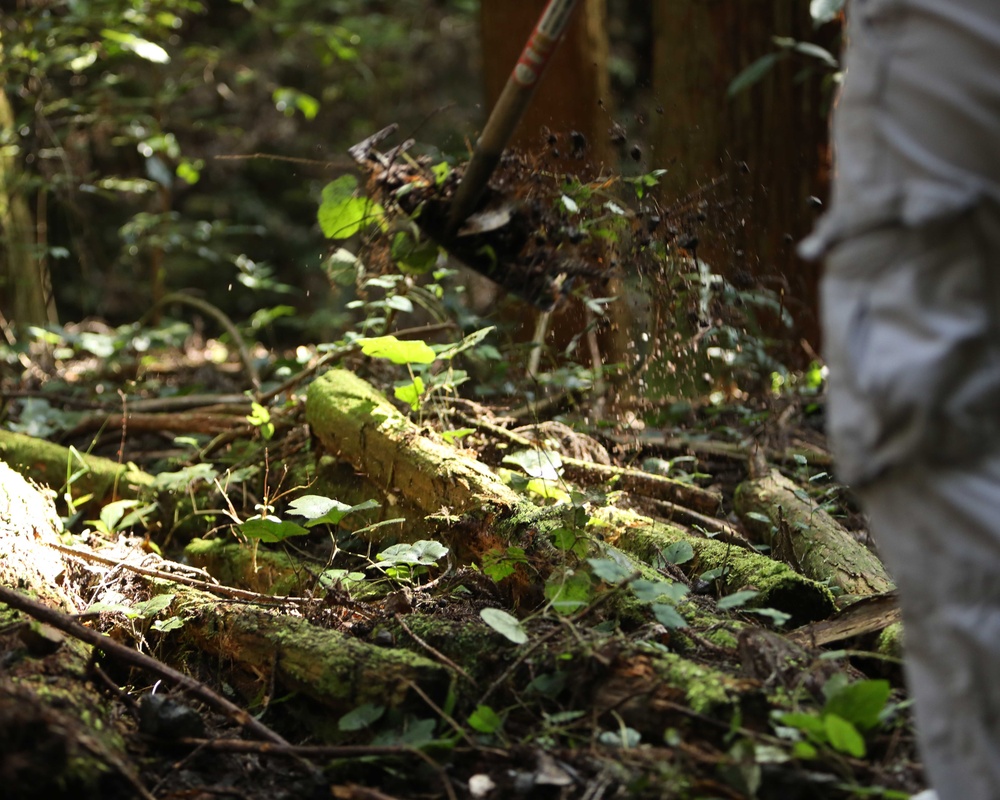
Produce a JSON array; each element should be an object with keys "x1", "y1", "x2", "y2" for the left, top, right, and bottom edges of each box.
[{"x1": 861, "y1": 456, "x2": 1000, "y2": 800}]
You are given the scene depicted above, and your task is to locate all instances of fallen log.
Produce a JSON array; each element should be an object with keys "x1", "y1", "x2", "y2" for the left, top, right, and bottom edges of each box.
[
  {"x1": 734, "y1": 467, "x2": 894, "y2": 596},
  {"x1": 0, "y1": 428, "x2": 153, "y2": 502}
]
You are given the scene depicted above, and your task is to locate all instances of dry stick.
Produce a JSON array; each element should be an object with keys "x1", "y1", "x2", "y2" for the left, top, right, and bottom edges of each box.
[
  {"x1": 177, "y1": 738, "x2": 432, "y2": 758},
  {"x1": 394, "y1": 613, "x2": 476, "y2": 685},
  {"x1": 0, "y1": 584, "x2": 289, "y2": 746},
  {"x1": 49, "y1": 543, "x2": 313, "y2": 606}
]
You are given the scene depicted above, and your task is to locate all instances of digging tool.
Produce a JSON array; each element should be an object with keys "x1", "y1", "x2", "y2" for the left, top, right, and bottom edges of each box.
[{"x1": 446, "y1": 0, "x2": 582, "y2": 234}]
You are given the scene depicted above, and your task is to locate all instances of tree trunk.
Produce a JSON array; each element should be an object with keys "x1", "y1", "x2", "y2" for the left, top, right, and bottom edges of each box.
[
  {"x1": 0, "y1": 80, "x2": 56, "y2": 327},
  {"x1": 651, "y1": 1, "x2": 832, "y2": 353}
]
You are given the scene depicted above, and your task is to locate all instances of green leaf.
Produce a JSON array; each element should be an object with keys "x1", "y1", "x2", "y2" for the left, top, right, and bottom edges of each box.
[
  {"x1": 358, "y1": 335, "x2": 437, "y2": 365},
  {"x1": 132, "y1": 594, "x2": 174, "y2": 619},
  {"x1": 318, "y1": 175, "x2": 382, "y2": 239},
  {"x1": 598, "y1": 726, "x2": 641, "y2": 748},
  {"x1": 434, "y1": 326, "x2": 497, "y2": 361},
  {"x1": 480, "y1": 608, "x2": 528, "y2": 644},
  {"x1": 376, "y1": 540, "x2": 449, "y2": 566},
  {"x1": 239, "y1": 517, "x2": 311, "y2": 542},
  {"x1": 746, "y1": 607, "x2": 792, "y2": 627},
  {"x1": 338, "y1": 703, "x2": 385, "y2": 732},
  {"x1": 391, "y1": 231, "x2": 439, "y2": 274},
  {"x1": 651, "y1": 602, "x2": 688, "y2": 629},
  {"x1": 481, "y1": 547, "x2": 527, "y2": 582},
  {"x1": 662, "y1": 540, "x2": 694, "y2": 565},
  {"x1": 779, "y1": 711, "x2": 827, "y2": 740},
  {"x1": 632, "y1": 579, "x2": 688, "y2": 603},
  {"x1": 503, "y1": 448, "x2": 562, "y2": 480},
  {"x1": 544, "y1": 571, "x2": 592, "y2": 614},
  {"x1": 824, "y1": 713, "x2": 866, "y2": 757},
  {"x1": 152, "y1": 616, "x2": 185, "y2": 633},
  {"x1": 728, "y1": 52, "x2": 783, "y2": 97},
  {"x1": 286, "y1": 496, "x2": 379, "y2": 528},
  {"x1": 823, "y1": 679, "x2": 891, "y2": 731},
  {"x1": 717, "y1": 590, "x2": 759, "y2": 610},
  {"x1": 101, "y1": 29, "x2": 170, "y2": 63},
  {"x1": 587, "y1": 557, "x2": 633, "y2": 584},
  {"x1": 551, "y1": 527, "x2": 589, "y2": 557},
  {"x1": 99, "y1": 499, "x2": 142, "y2": 532},
  {"x1": 467, "y1": 704, "x2": 503, "y2": 734},
  {"x1": 394, "y1": 377, "x2": 425, "y2": 411},
  {"x1": 441, "y1": 428, "x2": 475, "y2": 444}
]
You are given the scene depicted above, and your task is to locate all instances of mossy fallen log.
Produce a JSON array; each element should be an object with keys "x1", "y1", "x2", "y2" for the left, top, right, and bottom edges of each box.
[
  {"x1": 0, "y1": 428, "x2": 153, "y2": 503},
  {"x1": 170, "y1": 585, "x2": 451, "y2": 717},
  {"x1": 734, "y1": 468, "x2": 894, "y2": 596},
  {"x1": 592, "y1": 506, "x2": 836, "y2": 628},
  {"x1": 306, "y1": 369, "x2": 521, "y2": 516}
]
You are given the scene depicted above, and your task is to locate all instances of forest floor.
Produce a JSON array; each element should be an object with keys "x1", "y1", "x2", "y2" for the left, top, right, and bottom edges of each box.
[
  {"x1": 0, "y1": 326, "x2": 927, "y2": 800},
  {"x1": 0, "y1": 122, "x2": 927, "y2": 800}
]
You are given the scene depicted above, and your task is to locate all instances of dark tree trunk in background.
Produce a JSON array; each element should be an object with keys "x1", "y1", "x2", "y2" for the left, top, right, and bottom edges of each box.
[
  {"x1": 651, "y1": 2, "x2": 832, "y2": 354},
  {"x1": 480, "y1": 0, "x2": 613, "y2": 168}
]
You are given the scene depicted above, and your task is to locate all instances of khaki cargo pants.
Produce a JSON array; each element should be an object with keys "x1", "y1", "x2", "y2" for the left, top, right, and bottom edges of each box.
[{"x1": 808, "y1": 2, "x2": 1000, "y2": 798}]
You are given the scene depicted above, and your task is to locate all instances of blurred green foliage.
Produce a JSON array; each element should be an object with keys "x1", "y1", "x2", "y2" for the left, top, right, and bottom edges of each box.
[{"x1": 1, "y1": 0, "x2": 479, "y2": 330}]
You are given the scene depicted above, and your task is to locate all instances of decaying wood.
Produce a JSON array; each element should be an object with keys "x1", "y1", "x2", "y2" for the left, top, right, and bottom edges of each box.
[
  {"x1": 0, "y1": 461, "x2": 154, "y2": 797},
  {"x1": 788, "y1": 592, "x2": 902, "y2": 648},
  {"x1": 307, "y1": 369, "x2": 522, "y2": 516},
  {"x1": 734, "y1": 467, "x2": 894, "y2": 596}
]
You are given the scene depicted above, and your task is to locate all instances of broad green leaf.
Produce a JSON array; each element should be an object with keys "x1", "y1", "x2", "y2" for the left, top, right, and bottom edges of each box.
[
  {"x1": 717, "y1": 590, "x2": 759, "y2": 610},
  {"x1": 778, "y1": 712, "x2": 827, "y2": 739},
  {"x1": 662, "y1": 540, "x2": 694, "y2": 565},
  {"x1": 544, "y1": 571, "x2": 592, "y2": 614},
  {"x1": 99, "y1": 499, "x2": 142, "y2": 532},
  {"x1": 587, "y1": 557, "x2": 633, "y2": 585},
  {"x1": 525, "y1": 478, "x2": 571, "y2": 502},
  {"x1": 467, "y1": 704, "x2": 503, "y2": 734},
  {"x1": 481, "y1": 547, "x2": 527, "y2": 582},
  {"x1": 823, "y1": 679, "x2": 891, "y2": 731},
  {"x1": 632, "y1": 579, "x2": 688, "y2": 603},
  {"x1": 132, "y1": 594, "x2": 174, "y2": 619},
  {"x1": 551, "y1": 527, "x2": 588, "y2": 557},
  {"x1": 598, "y1": 726, "x2": 641, "y2": 748},
  {"x1": 747, "y1": 607, "x2": 792, "y2": 627},
  {"x1": 101, "y1": 29, "x2": 170, "y2": 63},
  {"x1": 376, "y1": 540, "x2": 449, "y2": 566},
  {"x1": 824, "y1": 713, "x2": 866, "y2": 757},
  {"x1": 395, "y1": 377, "x2": 425, "y2": 411},
  {"x1": 358, "y1": 335, "x2": 437, "y2": 365},
  {"x1": 239, "y1": 517, "x2": 310, "y2": 542},
  {"x1": 480, "y1": 607, "x2": 528, "y2": 644},
  {"x1": 286, "y1": 496, "x2": 379, "y2": 527},
  {"x1": 441, "y1": 428, "x2": 475, "y2": 444},
  {"x1": 503, "y1": 448, "x2": 562, "y2": 480},
  {"x1": 152, "y1": 616, "x2": 185, "y2": 633},
  {"x1": 338, "y1": 703, "x2": 385, "y2": 732},
  {"x1": 318, "y1": 175, "x2": 382, "y2": 239},
  {"x1": 391, "y1": 231, "x2": 439, "y2": 274},
  {"x1": 651, "y1": 602, "x2": 688, "y2": 629}
]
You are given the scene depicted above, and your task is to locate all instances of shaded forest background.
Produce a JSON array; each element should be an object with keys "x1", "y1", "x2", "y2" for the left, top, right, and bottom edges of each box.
[{"x1": 1, "y1": 0, "x2": 839, "y2": 367}]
